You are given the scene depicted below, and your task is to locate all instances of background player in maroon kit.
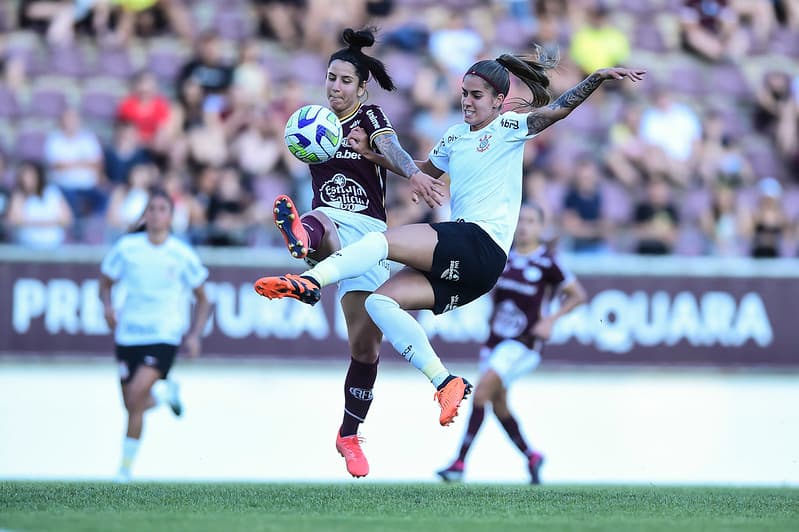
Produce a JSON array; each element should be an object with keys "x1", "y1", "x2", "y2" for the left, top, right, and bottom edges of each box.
[
  {"x1": 437, "y1": 202, "x2": 587, "y2": 484},
  {"x1": 269, "y1": 28, "x2": 442, "y2": 478}
]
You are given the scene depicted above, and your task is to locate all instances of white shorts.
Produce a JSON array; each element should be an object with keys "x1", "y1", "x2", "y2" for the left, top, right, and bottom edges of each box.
[
  {"x1": 479, "y1": 339, "x2": 541, "y2": 387},
  {"x1": 316, "y1": 207, "x2": 390, "y2": 297}
]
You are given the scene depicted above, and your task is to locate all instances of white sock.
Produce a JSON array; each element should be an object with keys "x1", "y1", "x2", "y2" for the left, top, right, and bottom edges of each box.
[
  {"x1": 365, "y1": 293, "x2": 450, "y2": 388},
  {"x1": 305, "y1": 231, "x2": 388, "y2": 287},
  {"x1": 120, "y1": 436, "x2": 140, "y2": 473}
]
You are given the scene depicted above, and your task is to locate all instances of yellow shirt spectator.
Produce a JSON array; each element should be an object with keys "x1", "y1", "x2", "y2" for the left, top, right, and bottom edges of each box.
[{"x1": 570, "y1": 23, "x2": 630, "y2": 74}]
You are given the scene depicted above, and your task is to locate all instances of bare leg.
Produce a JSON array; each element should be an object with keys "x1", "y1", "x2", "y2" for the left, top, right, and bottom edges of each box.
[{"x1": 121, "y1": 365, "x2": 161, "y2": 439}]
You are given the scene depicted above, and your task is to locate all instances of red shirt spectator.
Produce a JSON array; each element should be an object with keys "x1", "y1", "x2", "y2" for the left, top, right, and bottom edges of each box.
[{"x1": 117, "y1": 72, "x2": 171, "y2": 144}]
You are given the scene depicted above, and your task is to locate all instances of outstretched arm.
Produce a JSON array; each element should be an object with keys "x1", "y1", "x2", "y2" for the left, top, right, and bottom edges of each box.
[
  {"x1": 527, "y1": 67, "x2": 647, "y2": 135},
  {"x1": 348, "y1": 129, "x2": 446, "y2": 207}
]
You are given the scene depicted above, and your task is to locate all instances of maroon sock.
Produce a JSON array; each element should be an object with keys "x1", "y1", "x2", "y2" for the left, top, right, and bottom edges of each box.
[
  {"x1": 301, "y1": 215, "x2": 325, "y2": 252},
  {"x1": 498, "y1": 414, "x2": 531, "y2": 456},
  {"x1": 340, "y1": 358, "x2": 378, "y2": 437},
  {"x1": 456, "y1": 405, "x2": 485, "y2": 462}
]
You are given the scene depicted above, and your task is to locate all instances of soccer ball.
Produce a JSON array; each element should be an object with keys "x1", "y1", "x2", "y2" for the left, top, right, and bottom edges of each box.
[{"x1": 284, "y1": 104, "x2": 343, "y2": 164}]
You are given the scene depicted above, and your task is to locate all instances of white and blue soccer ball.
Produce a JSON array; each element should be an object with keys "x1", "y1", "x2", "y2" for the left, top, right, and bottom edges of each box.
[{"x1": 283, "y1": 104, "x2": 343, "y2": 164}]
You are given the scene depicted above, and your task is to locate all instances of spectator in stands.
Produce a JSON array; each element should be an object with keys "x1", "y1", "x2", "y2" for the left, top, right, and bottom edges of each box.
[
  {"x1": 696, "y1": 109, "x2": 754, "y2": 187},
  {"x1": 232, "y1": 39, "x2": 272, "y2": 107},
  {"x1": 176, "y1": 30, "x2": 233, "y2": 110},
  {"x1": 605, "y1": 102, "x2": 650, "y2": 189},
  {"x1": 44, "y1": 108, "x2": 107, "y2": 221},
  {"x1": 561, "y1": 155, "x2": 609, "y2": 253},
  {"x1": 753, "y1": 69, "x2": 799, "y2": 172},
  {"x1": 569, "y1": 1, "x2": 630, "y2": 76},
  {"x1": 114, "y1": 0, "x2": 193, "y2": 43},
  {"x1": 104, "y1": 121, "x2": 151, "y2": 185},
  {"x1": 428, "y1": 10, "x2": 485, "y2": 78},
  {"x1": 254, "y1": 0, "x2": 305, "y2": 49},
  {"x1": 730, "y1": 0, "x2": 776, "y2": 46},
  {"x1": 740, "y1": 177, "x2": 792, "y2": 257},
  {"x1": 105, "y1": 161, "x2": 158, "y2": 238},
  {"x1": 633, "y1": 177, "x2": 680, "y2": 255},
  {"x1": 754, "y1": 70, "x2": 793, "y2": 134},
  {"x1": 639, "y1": 88, "x2": 702, "y2": 186},
  {"x1": 205, "y1": 165, "x2": 253, "y2": 246},
  {"x1": 680, "y1": 0, "x2": 748, "y2": 62},
  {"x1": 17, "y1": 0, "x2": 86, "y2": 45},
  {"x1": 186, "y1": 104, "x2": 229, "y2": 171},
  {"x1": 229, "y1": 106, "x2": 282, "y2": 182},
  {"x1": 162, "y1": 168, "x2": 205, "y2": 242},
  {"x1": 772, "y1": 0, "x2": 799, "y2": 29},
  {"x1": 700, "y1": 182, "x2": 745, "y2": 256},
  {"x1": 117, "y1": 71, "x2": 172, "y2": 149},
  {"x1": 2, "y1": 55, "x2": 28, "y2": 94},
  {"x1": 6, "y1": 160, "x2": 73, "y2": 248}
]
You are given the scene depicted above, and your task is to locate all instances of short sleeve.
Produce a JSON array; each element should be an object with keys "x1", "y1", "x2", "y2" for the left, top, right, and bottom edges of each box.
[
  {"x1": 547, "y1": 255, "x2": 573, "y2": 289},
  {"x1": 181, "y1": 247, "x2": 209, "y2": 288},
  {"x1": 361, "y1": 105, "x2": 395, "y2": 146},
  {"x1": 101, "y1": 241, "x2": 125, "y2": 280},
  {"x1": 498, "y1": 111, "x2": 537, "y2": 143}
]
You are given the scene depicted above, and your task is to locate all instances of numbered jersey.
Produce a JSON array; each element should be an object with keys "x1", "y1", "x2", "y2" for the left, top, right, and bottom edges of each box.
[
  {"x1": 486, "y1": 246, "x2": 573, "y2": 349},
  {"x1": 310, "y1": 103, "x2": 394, "y2": 222}
]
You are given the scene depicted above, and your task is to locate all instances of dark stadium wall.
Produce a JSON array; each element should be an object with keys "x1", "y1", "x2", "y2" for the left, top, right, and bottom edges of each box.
[{"x1": 1, "y1": 260, "x2": 796, "y2": 367}]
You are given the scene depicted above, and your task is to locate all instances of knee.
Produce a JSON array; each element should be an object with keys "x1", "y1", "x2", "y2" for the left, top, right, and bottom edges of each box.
[
  {"x1": 124, "y1": 387, "x2": 149, "y2": 413},
  {"x1": 349, "y1": 338, "x2": 380, "y2": 364},
  {"x1": 364, "y1": 293, "x2": 397, "y2": 320}
]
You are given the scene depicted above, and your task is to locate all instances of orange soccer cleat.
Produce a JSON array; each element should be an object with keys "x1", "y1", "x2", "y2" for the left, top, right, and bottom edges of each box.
[
  {"x1": 253, "y1": 274, "x2": 321, "y2": 305},
  {"x1": 336, "y1": 429, "x2": 369, "y2": 478},
  {"x1": 434, "y1": 376, "x2": 473, "y2": 426},
  {"x1": 273, "y1": 194, "x2": 310, "y2": 259}
]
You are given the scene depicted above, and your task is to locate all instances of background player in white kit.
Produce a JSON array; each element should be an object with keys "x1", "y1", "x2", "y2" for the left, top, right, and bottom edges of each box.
[
  {"x1": 256, "y1": 47, "x2": 644, "y2": 431},
  {"x1": 99, "y1": 189, "x2": 211, "y2": 482},
  {"x1": 437, "y1": 202, "x2": 586, "y2": 484}
]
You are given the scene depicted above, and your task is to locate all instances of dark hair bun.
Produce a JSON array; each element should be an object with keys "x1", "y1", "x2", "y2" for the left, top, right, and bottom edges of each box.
[{"x1": 342, "y1": 28, "x2": 375, "y2": 51}]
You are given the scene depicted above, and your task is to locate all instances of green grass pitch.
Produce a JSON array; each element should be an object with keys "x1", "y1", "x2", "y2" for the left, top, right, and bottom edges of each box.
[{"x1": 2, "y1": 482, "x2": 797, "y2": 531}]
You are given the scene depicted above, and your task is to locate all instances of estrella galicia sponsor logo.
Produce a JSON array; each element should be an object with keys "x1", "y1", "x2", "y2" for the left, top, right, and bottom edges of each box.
[
  {"x1": 501, "y1": 117, "x2": 519, "y2": 129},
  {"x1": 320, "y1": 173, "x2": 368, "y2": 212},
  {"x1": 348, "y1": 387, "x2": 374, "y2": 401}
]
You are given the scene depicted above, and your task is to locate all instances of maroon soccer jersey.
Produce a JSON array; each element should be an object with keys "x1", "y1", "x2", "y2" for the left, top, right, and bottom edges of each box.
[
  {"x1": 310, "y1": 103, "x2": 394, "y2": 222},
  {"x1": 486, "y1": 246, "x2": 574, "y2": 349}
]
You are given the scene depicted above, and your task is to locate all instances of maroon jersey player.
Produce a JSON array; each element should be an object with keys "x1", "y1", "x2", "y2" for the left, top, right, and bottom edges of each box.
[
  {"x1": 437, "y1": 202, "x2": 587, "y2": 484},
  {"x1": 263, "y1": 28, "x2": 442, "y2": 479},
  {"x1": 308, "y1": 103, "x2": 393, "y2": 222}
]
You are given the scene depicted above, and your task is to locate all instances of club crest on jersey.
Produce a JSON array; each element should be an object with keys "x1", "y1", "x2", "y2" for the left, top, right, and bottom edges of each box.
[
  {"x1": 476, "y1": 134, "x2": 492, "y2": 152},
  {"x1": 320, "y1": 173, "x2": 369, "y2": 212}
]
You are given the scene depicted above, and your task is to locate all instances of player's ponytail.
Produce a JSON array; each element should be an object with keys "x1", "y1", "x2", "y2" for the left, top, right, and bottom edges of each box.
[
  {"x1": 496, "y1": 45, "x2": 559, "y2": 110},
  {"x1": 330, "y1": 27, "x2": 396, "y2": 92},
  {"x1": 465, "y1": 44, "x2": 559, "y2": 111}
]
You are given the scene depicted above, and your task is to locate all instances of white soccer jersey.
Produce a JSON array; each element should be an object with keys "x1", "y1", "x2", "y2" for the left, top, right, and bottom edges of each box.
[
  {"x1": 101, "y1": 233, "x2": 209, "y2": 346},
  {"x1": 428, "y1": 111, "x2": 536, "y2": 254}
]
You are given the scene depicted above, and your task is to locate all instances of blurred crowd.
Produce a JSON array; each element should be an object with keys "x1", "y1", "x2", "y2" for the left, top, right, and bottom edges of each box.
[{"x1": 0, "y1": 0, "x2": 797, "y2": 257}]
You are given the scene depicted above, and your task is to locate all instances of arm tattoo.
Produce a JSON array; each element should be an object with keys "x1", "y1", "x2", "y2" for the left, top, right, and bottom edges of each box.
[
  {"x1": 374, "y1": 133, "x2": 419, "y2": 178},
  {"x1": 527, "y1": 73, "x2": 604, "y2": 134}
]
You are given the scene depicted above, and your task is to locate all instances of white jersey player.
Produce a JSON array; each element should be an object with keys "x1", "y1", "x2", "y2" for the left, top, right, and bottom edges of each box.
[{"x1": 99, "y1": 189, "x2": 211, "y2": 482}]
